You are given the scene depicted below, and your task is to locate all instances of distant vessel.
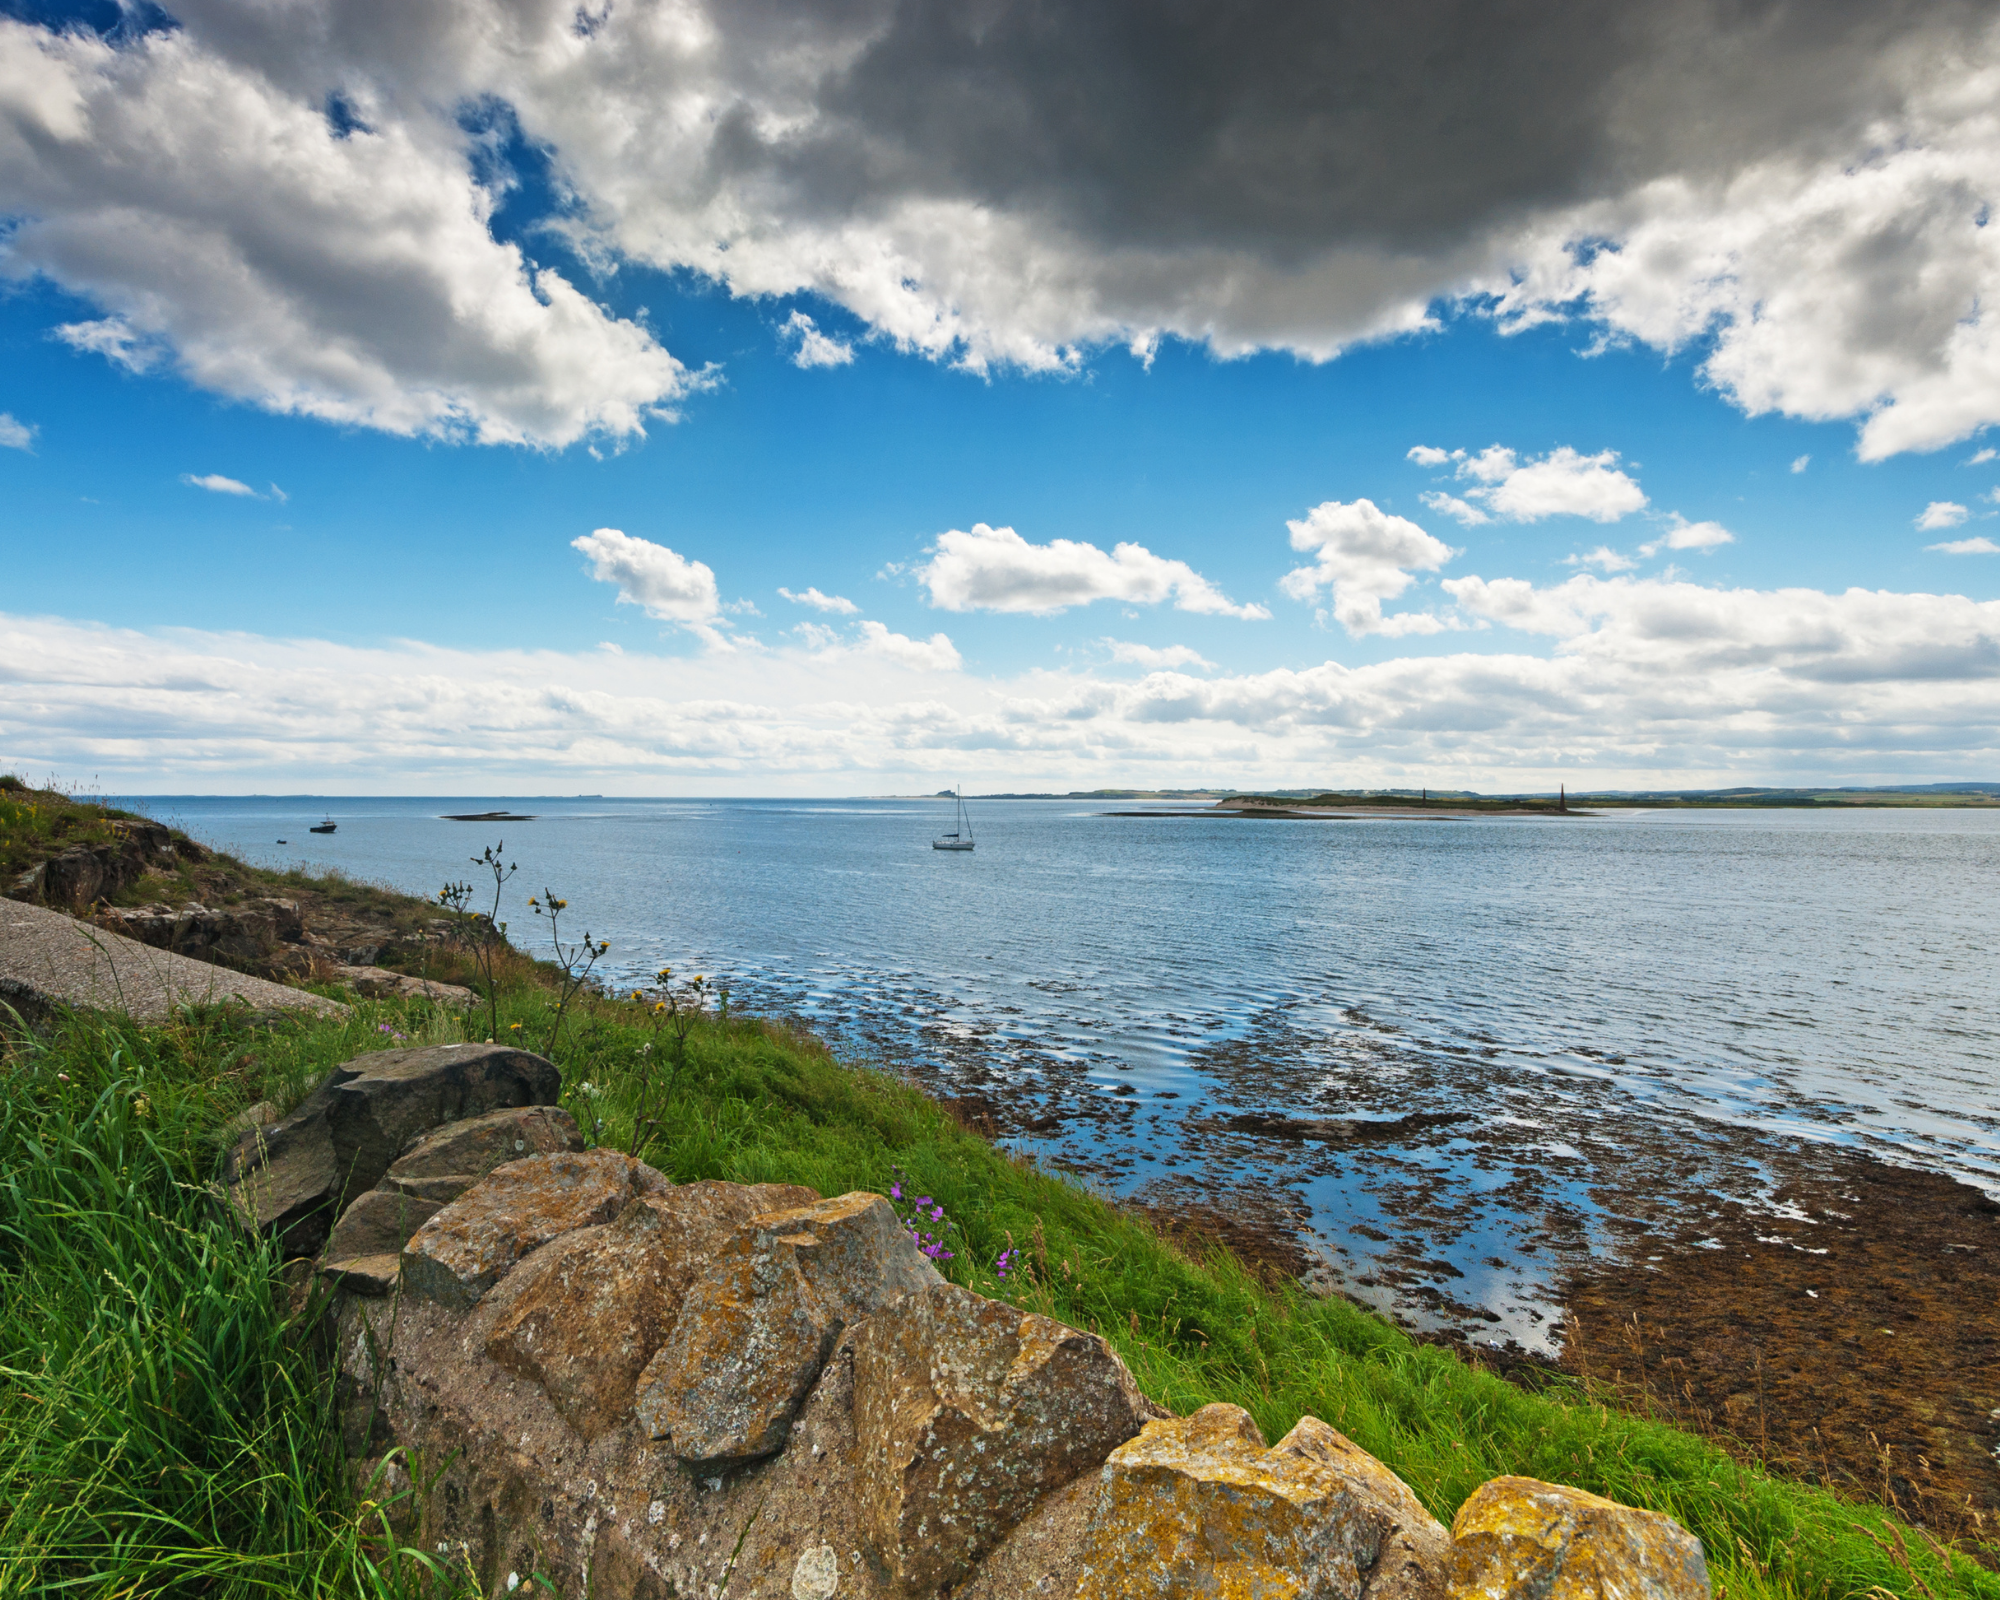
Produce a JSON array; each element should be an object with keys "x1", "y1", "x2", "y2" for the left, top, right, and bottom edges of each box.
[
  {"x1": 310, "y1": 817, "x2": 337, "y2": 834},
  {"x1": 932, "y1": 788, "x2": 975, "y2": 852}
]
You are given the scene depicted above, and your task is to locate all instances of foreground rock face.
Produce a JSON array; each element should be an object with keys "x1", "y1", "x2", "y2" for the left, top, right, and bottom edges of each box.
[
  {"x1": 1447, "y1": 1477, "x2": 1709, "y2": 1600},
  {"x1": 330, "y1": 1150, "x2": 1711, "y2": 1600},
  {"x1": 223, "y1": 1043, "x2": 561, "y2": 1257}
]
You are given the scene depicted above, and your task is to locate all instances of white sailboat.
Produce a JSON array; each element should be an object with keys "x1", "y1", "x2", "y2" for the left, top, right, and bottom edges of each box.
[{"x1": 932, "y1": 787, "x2": 975, "y2": 851}]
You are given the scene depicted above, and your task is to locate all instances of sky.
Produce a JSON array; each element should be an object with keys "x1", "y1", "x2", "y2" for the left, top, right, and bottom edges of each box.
[{"x1": 3, "y1": 0, "x2": 2000, "y2": 795}]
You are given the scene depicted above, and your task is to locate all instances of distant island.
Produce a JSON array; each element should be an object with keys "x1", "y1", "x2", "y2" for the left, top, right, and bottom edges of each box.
[{"x1": 919, "y1": 783, "x2": 2000, "y2": 810}]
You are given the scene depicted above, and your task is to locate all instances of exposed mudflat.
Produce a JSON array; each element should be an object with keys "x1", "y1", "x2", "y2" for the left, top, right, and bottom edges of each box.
[
  {"x1": 937, "y1": 1040, "x2": 2000, "y2": 1548},
  {"x1": 1559, "y1": 1146, "x2": 2000, "y2": 1544}
]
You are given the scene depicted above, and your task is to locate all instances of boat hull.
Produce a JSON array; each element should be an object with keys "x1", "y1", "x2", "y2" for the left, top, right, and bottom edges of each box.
[{"x1": 932, "y1": 839, "x2": 974, "y2": 851}]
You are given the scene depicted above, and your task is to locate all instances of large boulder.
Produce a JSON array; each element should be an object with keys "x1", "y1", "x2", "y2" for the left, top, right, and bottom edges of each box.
[
  {"x1": 1446, "y1": 1477, "x2": 1709, "y2": 1600},
  {"x1": 400, "y1": 1149, "x2": 668, "y2": 1310},
  {"x1": 1075, "y1": 1403, "x2": 1419, "y2": 1600},
  {"x1": 222, "y1": 1043, "x2": 560, "y2": 1257},
  {"x1": 637, "y1": 1192, "x2": 942, "y2": 1466},
  {"x1": 854, "y1": 1279, "x2": 1153, "y2": 1596},
  {"x1": 486, "y1": 1179, "x2": 818, "y2": 1442}
]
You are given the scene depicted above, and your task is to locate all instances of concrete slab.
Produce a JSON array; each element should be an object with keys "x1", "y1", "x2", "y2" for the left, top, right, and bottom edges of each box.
[{"x1": 0, "y1": 898, "x2": 348, "y2": 1024}]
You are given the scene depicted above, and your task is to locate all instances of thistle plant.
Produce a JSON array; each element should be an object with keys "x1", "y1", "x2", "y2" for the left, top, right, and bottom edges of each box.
[
  {"x1": 527, "y1": 888, "x2": 608, "y2": 1061},
  {"x1": 467, "y1": 843, "x2": 516, "y2": 1042},
  {"x1": 626, "y1": 966, "x2": 707, "y2": 1159}
]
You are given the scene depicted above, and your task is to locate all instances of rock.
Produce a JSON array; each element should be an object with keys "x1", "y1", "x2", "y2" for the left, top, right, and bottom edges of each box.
[
  {"x1": 384, "y1": 1104, "x2": 583, "y2": 1194},
  {"x1": 1277, "y1": 1417, "x2": 1451, "y2": 1600},
  {"x1": 332, "y1": 963, "x2": 477, "y2": 1006},
  {"x1": 639, "y1": 1192, "x2": 942, "y2": 1467},
  {"x1": 0, "y1": 898, "x2": 346, "y2": 1031},
  {"x1": 400, "y1": 1149, "x2": 668, "y2": 1310},
  {"x1": 1075, "y1": 1404, "x2": 1403, "y2": 1600},
  {"x1": 487, "y1": 1178, "x2": 817, "y2": 1442},
  {"x1": 221, "y1": 1042, "x2": 560, "y2": 1257},
  {"x1": 1446, "y1": 1477, "x2": 1709, "y2": 1600},
  {"x1": 97, "y1": 897, "x2": 305, "y2": 969},
  {"x1": 854, "y1": 1279, "x2": 1151, "y2": 1596},
  {"x1": 221, "y1": 1100, "x2": 278, "y2": 1142},
  {"x1": 326, "y1": 1186, "x2": 447, "y2": 1260}
]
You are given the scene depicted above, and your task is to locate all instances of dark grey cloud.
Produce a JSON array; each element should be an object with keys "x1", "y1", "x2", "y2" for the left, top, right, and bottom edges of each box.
[{"x1": 740, "y1": 0, "x2": 1986, "y2": 253}]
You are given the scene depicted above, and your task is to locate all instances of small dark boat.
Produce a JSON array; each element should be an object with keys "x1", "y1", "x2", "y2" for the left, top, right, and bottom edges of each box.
[{"x1": 310, "y1": 817, "x2": 337, "y2": 834}]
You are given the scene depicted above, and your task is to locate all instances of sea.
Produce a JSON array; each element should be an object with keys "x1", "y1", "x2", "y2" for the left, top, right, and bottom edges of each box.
[{"x1": 128, "y1": 794, "x2": 1999, "y2": 1347}]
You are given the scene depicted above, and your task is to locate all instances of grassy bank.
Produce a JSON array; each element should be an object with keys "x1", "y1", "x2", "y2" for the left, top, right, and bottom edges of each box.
[{"x1": 3, "y1": 980, "x2": 1993, "y2": 1600}]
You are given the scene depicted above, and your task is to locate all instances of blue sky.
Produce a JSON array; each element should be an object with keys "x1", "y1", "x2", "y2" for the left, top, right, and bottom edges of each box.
[{"x1": 4, "y1": 2, "x2": 1999, "y2": 792}]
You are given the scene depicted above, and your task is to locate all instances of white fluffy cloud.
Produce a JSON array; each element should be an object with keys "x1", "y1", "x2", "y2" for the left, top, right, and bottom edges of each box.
[
  {"x1": 1640, "y1": 519, "x2": 1736, "y2": 556},
  {"x1": 8, "y1": 573, "x2": 1998, "y2": 791},
  {"x1": 1918, "y1": 501, "x2": 1971, "y2": 530},
  {"x1": 780, "y1": 586, "x2": 860, "y2": 614},
  {"x1": 855, "y1": 620, "x2": 961, "y2": 672},
  {"x1": 1412, "y1": 445, "x2": 1648, "y2": 524},
  {"x1": 780, "y1": 312, "x2": 855, "y2": 369},
  {"x1": 0, "y1": 411, "x2": 33, "y2": 451},
  {"x1": 1280, "y1": 499, "x2": 1456, "y2": 636},
  {"x1": 1928, "y1": 535, "x2": 2000, "y2": 555},
  {"x1": 571, "y1": 528, "x2": 725, "y2": 639},
  {"x1": 917, "y1": 523, "x2": 1267, "y2": 619},
  {"x1": 3, "y1": 6, "x2": 1996, "y2": 454},
  {"x1": 0, "y1": 18, "x2": 689, "y2": 448}
]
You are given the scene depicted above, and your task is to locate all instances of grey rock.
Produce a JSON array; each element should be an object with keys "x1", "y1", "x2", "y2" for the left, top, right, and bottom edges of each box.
[
  {"x1": 324, "y1": 1188, "x2": 447, "y2": 1268},
  {"x1": 637, "y1": 1192, "x2": 942, "y2": 1467},
  {"x1": 386, "y1": 1104, "x2": 581, "y2": 1184},
  {"x1": 0, "y1": 898, "x2": 346, "y2": 1029},
  {"x1": 222, "y1": 1042, "x2": 559, "y2": 1257},
  {"x1": 400, "y1": 1149, "x2": 668, "y2": 1310},
  {"x1": 854, "y1": 1279, "x2": 1152, "y2": 1596},
  {"x1": 488, "y1": 1178, "x2": 818, "y2": 1443},
  {"x1": 332, "y1": 964, "x2": 477, "y2": 1005}
]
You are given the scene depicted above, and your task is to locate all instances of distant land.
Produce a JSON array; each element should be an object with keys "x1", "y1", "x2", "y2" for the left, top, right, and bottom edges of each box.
[{"x1": 926, "y1": 783, "x2": 2000, "y2": 809}]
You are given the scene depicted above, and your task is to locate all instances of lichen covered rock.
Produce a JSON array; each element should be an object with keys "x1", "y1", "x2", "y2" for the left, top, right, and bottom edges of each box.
[
  {"x1": 639, "y1": 1192, "x2": 942, "y2": 1466},
  {"x1": 1075, "y1": 1404, "x2": 1394, "y2": 1600},
  {"x1": 855, "y1": 1278, "x2": 1151, "y2": 1596},
  {"x1": 486, "y1": 1178, "x2": 816, "y2": 1442},
  {"x1": 400, "y1": 1149, "x2": 667, "y2": 1309},
  {"x1": 1446, "y1": 1477, "x2": 1709, "y2": 1600}
]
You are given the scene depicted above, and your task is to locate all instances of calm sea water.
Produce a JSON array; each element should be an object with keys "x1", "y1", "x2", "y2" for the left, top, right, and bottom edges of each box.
[{"x1": 131, "y1": 794, "x2": 1999, "y2": 1340}]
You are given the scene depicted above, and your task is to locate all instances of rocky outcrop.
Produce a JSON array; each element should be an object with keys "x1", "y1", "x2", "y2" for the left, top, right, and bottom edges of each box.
[
  {"x1": 304, "y1": 1065, "x2": 1710, "y2": 1600},
  {"x1": 221, "y1": 1042, "x2": 561, "y2": 1257},
  {"x1": 1446, "y1": 1477, "x2": 1709, "y2": 1600},
  {"x1": 7, "y1": 818, "x2": 200, "y2": 911}
]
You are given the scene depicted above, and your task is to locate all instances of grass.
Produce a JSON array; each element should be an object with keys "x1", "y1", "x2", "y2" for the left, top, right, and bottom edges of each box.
[{"x1": 2, "y1": 978, "x2": 1995, "y2": 1599}]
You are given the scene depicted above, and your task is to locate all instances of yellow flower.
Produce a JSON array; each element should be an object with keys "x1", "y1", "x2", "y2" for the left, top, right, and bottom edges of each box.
[
  {"x1": 653, "y1": 1001, "x2": 666, "y2": 1014},
  {"x1": 508, "y1": 1022, "x2": 523, "y2": 1032}
]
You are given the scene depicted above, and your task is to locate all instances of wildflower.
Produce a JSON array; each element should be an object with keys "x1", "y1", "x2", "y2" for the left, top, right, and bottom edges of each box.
[
  {"x1": 56, "y1": 1072, "x2": 69, "y2": 1083},
  {"x1": 509, "y1": 1022, "x2": 523, "y2": 1033},
  {"x1": 994, "y1": 1247, "x2": 1019, "y2": 1280},
  {"x1": 132, "y1": 1095, "x2": 152, "y2": 1119}
]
